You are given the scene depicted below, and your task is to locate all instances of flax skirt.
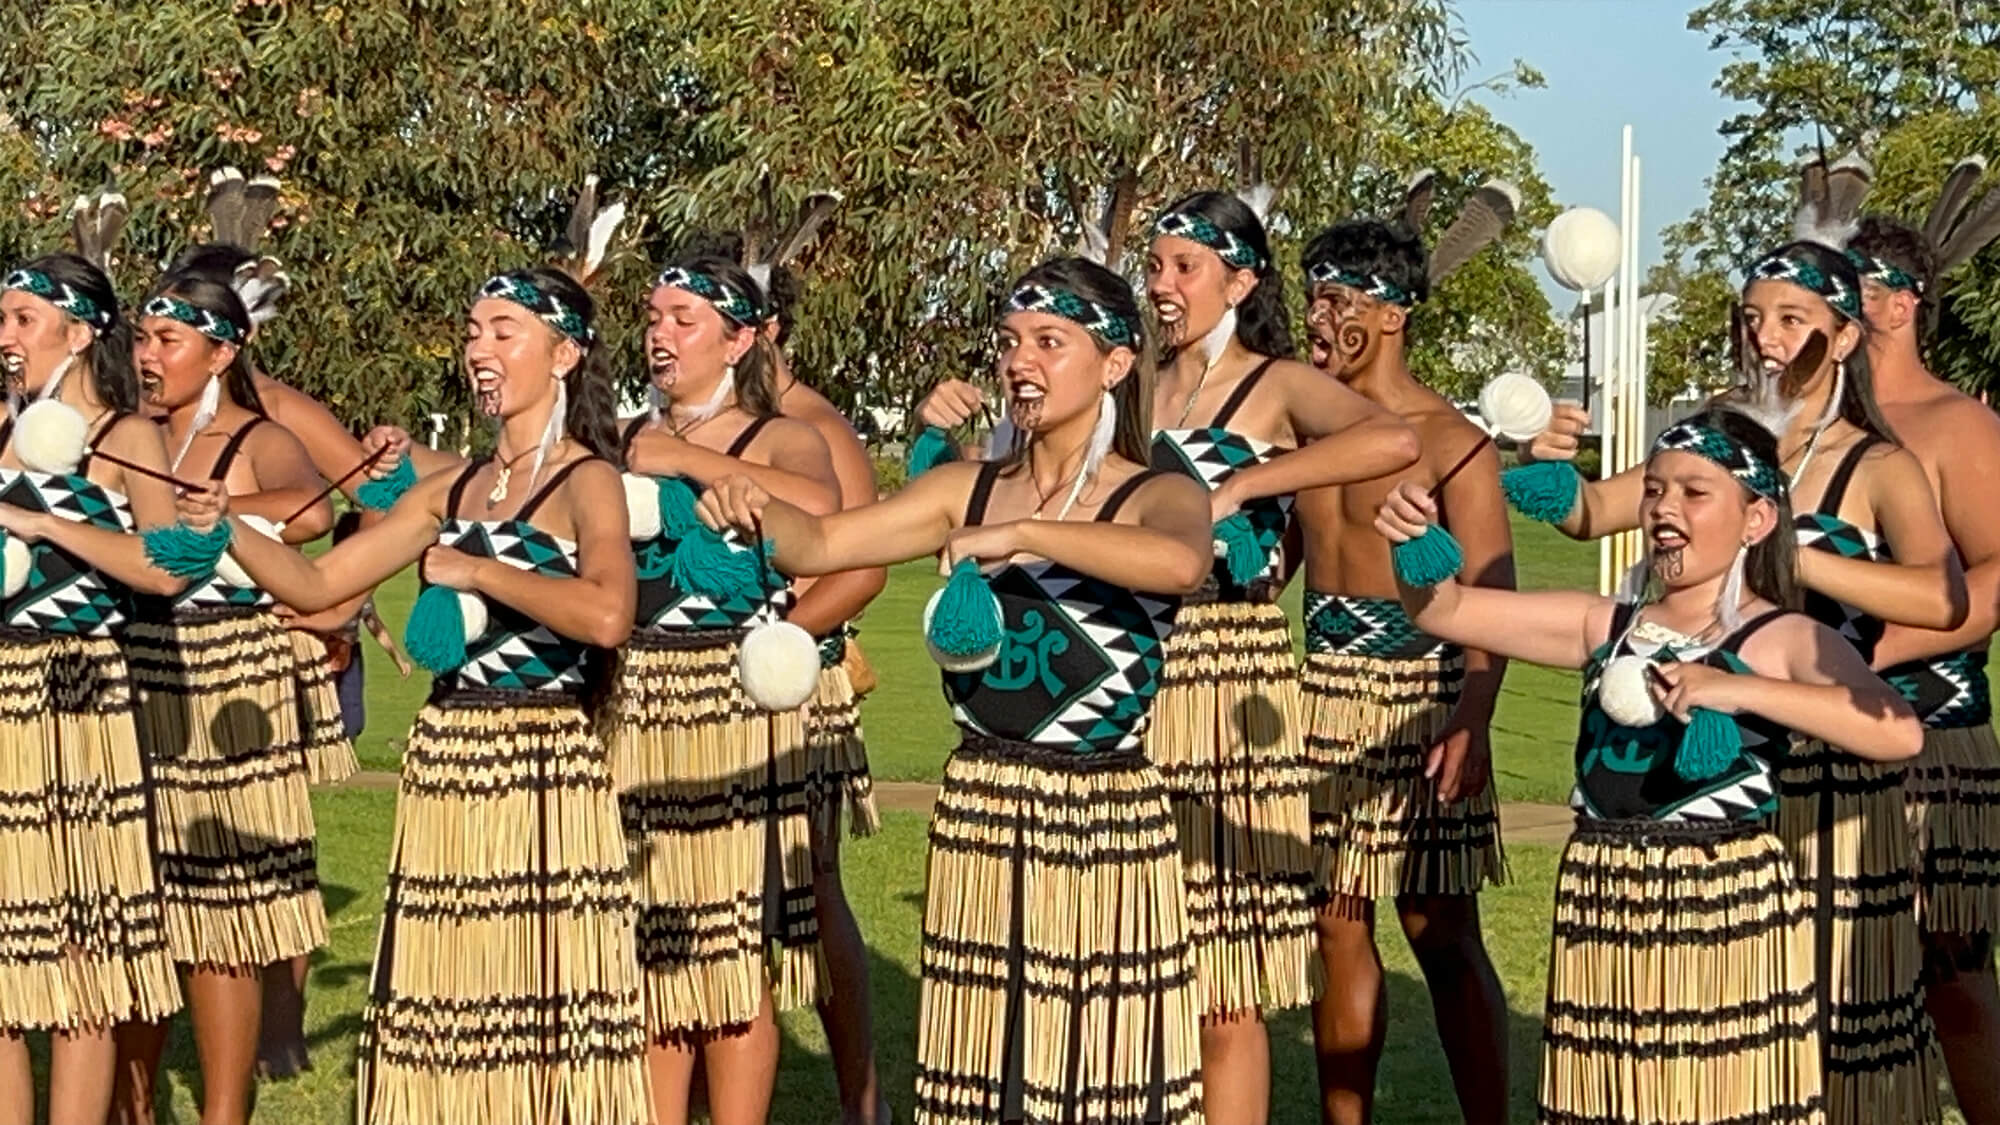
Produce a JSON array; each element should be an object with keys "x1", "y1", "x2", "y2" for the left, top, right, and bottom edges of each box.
[
  {"x1": 355, "y1": 689, "x2": 648, "y2": 1125},
  {"x1": 126, "y1": 609, "x2": 326, "y2": 968},
  {"x1": 605, "y1": 630, "x2": 821, "y2": 1034},
  {"x1": 1773, "y1": 742, "x2": 1941, "y2": 1125},
  {"x1": 1145, "y1": 599, "x2": 1316, "y2": 1017},
  {"x1": 1304, "y1": 648, "x2": 1505, "y2": 900},
  {"x1": 0, "y1": 631, "x2": 178, "y2": 1030},
  {"x1": 915, "y1": 736, "x2": 1203, "y2": 1125},
  {"x1": 1905, "y1": 721, "x2": 2000, "y2": 973},
  {"x1": 289, "y1": 628, "x2": 359, "y2": 785},
  {"x1": 1539, "y1": 817, "x2": 1823, "y2": 1125},
  {"x1": 804, "y1": 649, "x2": 881, "y2": 841}
]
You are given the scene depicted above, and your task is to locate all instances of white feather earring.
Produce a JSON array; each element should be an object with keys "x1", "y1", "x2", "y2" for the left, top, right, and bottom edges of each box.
[
  {"x1": 1717, "y1": 542, "x2": 1749, "y2": 633},
  {"x1": 682, "y1": 365, "x2": 735, "y2": 427},
  {"x1": 1047, "y1": 389, "x2": 1117, "y2": 522},
  {"x1": 1200, "y1": 306, "x2": 1237, "y2": 371},
  {"x1": 171, "y1": 374, "x2": 222, "y2": 471},
  {"x1": 526, "y1": 375, "x2": 567, "y2": 493},
  {"x1": 38, "y1": 352, "x2": 76, "y2": 403},
  {"x1": 647, "y1": 383, "x2": 663, "y2": 423}
]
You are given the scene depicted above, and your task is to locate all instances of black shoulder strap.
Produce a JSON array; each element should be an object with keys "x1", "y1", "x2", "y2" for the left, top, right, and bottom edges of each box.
[
  {"x1": 517, "y1": 456, "x2": 599, "y2": 522},
  {"x1": 1095, "y1": 468, "x2": 1170, "y2": 523},
  {"x1": 1719, "y1": 608, "x2": 1790, "y2": 655},
  {"x1": 1607, "y1": 599, "x2": 1639, "y2": 649},
  {"x1": 726, "y1": 415, "x2": 776, "y2": 459},
  {"x1": 1210, "y1": 357, "x2": 1279, "y2": 430},
  {"x1": 0, "y1": 417, "x2": 16, "y2": 460},
  {"x1": 964, "y1": 460, "x2": 1004, "y2": 526},
  {"x1": 1817, "y1": 436, "x2": 1880, "y2": 516},
  {"x1": 209, "y1": 417, "x2": 264, "y2": 479},
  {"x1": 621, "y1": 415, "x2": 649, "y2": 455},
  {"x1": 76, "y1": 411, "x2": 127, "y2": 475},
  {"x1": 443, "y1": 458, "x2": 489, "y2": 519}
]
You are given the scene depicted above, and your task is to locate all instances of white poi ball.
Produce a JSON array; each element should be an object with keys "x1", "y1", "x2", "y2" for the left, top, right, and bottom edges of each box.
[
  {"x1": 1542, "y1": 207, "x2": 1622, "y2": 293},
  {"x1": 922, "y1": 586, "x2": 1003, "y2": 673},
  {"x1": 622, "y1": 472, "x2": 661, "y2": 541},
  {"x1": 459, "y1": 591, "x2": 490, "y2": 642},
  {"x1": 14, "y1": 399, "x2": 90, "y2": 476},
  {"x1": 1598, "y1": 655, "x2": 1664, "y2": 728},
  {"x1": 1, "y1": 535, "x2": 29, "y2": 598},
  {"x1": 738, "y1": 620, "x2": 822, "y2": 711},
  {"x1": 215, "y1": 513, "x2": 279, "y2": 588},
  {"x1": 1478, "y1": 372, "x2": 1555, "y2": 441}
]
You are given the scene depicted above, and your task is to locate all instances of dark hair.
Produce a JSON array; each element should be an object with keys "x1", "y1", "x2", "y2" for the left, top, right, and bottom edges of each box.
[
  {"x1": 1155, "y1": 191, "x2": 1294, "y2": 360},
  {"x1": 997, "y1": 257, "x2": 1155, "y2": 469},
  {"x1": 660, "y1": 253, "x2": 781, "y2": 418},
  {"x1": 14, "y1": 252, "x2": 137, "y2": 413},
  {"x1": 1849, "y1": 215, "x2": 1939, "y2": 307},
  {"x1": 166, "y1": 243, "x2": 255, "y2": 283},
  {"x1": 486, "y1": 266, "x2": 619, "y2": 462},
  {"x1": 145, "y1": 275, "x2": 263, "y2": 415},
  {"x1": 1741, "y1": 240, "x2": 1897, "y2": 444},
  {"x1": 1300, "y1": 218, "x2": 1432, "y2": 308},
  {"x1": 1662, "y1": 408, "x2": 1801, "y2": 611}
]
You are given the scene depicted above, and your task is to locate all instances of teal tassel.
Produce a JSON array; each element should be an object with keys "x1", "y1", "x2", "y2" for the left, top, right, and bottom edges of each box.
[
  {"x1": 928, "y1": 558, "x2": 1004, "y2": 658},
  {"x1": 906, "y1": 426, "x2": 958, "y2": 480},
  {"x1": 1213, "y1": 513, "x2": 1265, "y2": 587},
  {"x1": 403, "y1": 584, "x2": 470, "y2": 675},
  {"x1": 656, "y1": 476, "x2": 700, "y2": 539},
  {"x1": 1392, "y1": 525, "x2": 1465, "y2": 588},
  {"x1": 672, "y1": 525, "x2": 762, "y2": 600},
  {"x1": 1675, "y1": 708, "x2": 1743, "y2": 781},
  {"x1": 142, "y1": 521, "x2": 233, "y2": 580},
  {"x1": 1501, "y1": 461, "x2": 1582, "y2": 524},
  {"x1": 355, "y1": 455, "x2": 417, "y2": 511}
]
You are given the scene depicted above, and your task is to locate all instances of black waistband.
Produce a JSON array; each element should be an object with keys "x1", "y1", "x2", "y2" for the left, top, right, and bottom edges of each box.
[
  {"x1": 1571, "y1": 814, "x2": 1768, "y2": 845},
  {"x1": 955, "y1": 733, "x2": 1148, "y2": 773},
  {"x1": 1184, "y1": 572, "x2": 1280, "y2": 607},
  {"x1": 629, "y1": 626, "x2": 747, "y2": 652},
  {"x1": 426, "y1": 682, "x2": 588, "y2": 711}
]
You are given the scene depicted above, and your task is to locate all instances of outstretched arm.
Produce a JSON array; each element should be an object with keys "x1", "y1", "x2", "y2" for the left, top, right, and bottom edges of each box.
[
  {"x1": 629, "y1": 419, "x2": 839, "y2": 515},
  {"x1": 1219, "y1": 362, "x2": 1419, "y2": 509},
  {"x1": 944, "y1": 471, "x2": 1211, "y2": 596},
  {"x1": 1, "y1": 416, "x2": 187, "y2": 596},
  {"x1": 786, "y1": 414, "x2": 890, "y2": 637},
  {"x1": 698, "y1": 461, "x2": 979, "y2": 576}
]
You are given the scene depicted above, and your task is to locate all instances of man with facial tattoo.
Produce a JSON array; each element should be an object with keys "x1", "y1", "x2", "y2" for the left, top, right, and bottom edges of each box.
[{"x1": 1294, "y1": 216, "x2": 1512, "y2": 1125}]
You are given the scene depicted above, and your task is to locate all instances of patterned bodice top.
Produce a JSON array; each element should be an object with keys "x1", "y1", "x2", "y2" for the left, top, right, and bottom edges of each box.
[
  {"x1": 624, "y1": 415, "x2": 795, "y2": 633},
  {"x1": 171, "y1": 418, "x2": 275, "y2": 612},
  {"x1": 1304, "y1": 591, "x2": 1456, "y2": 661},
  {"x1": 943, "y1": 462, "x2": 1181, "y2": 755},
  {"x1": 1884, "y1": 649, "x2": 1990, "y2": 729},
  {"x1": 429, "y1": 457, "x2": 599, "y2": 697},
  {"x1": 0, "y1": 411, "x2": 134, "y2": 635},
  {"x1": 1151, "y1": 359, "x2": 1293, "y2": 602},
  {"x1": 1793, "y1": 437, "x2": 1890, "y2": 664},
  {"x1": 1572, "y1": 603, "x2": 1793, "y2": 823}
]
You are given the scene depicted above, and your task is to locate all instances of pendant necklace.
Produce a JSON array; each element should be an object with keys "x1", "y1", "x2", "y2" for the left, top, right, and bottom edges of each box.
[{"x1": 486, "y1": 445, "x2": 543, "y2": 508}]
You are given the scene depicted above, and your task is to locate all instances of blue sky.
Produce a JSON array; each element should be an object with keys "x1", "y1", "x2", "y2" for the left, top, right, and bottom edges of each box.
[{"x1": 1457, "y1": 0, "x2": 1739, "y2": 303}]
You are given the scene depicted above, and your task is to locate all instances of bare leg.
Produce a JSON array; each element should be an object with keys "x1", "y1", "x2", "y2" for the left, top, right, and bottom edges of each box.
[
  {"x1": 647, "y1": 1033, "x2": 700, "y2": 1125},
  {"x1": 110, "y1": 1017, "x2": 170, "y2": 1125},
  {"x1": 703, "y1": 992, "x2": 781, "y2": 1125},
  {"x1": 48, "y1": 1026, "x2": 117, "y2": 1125},
  {"x1": 0, "y1": 1031, "x2": 32, "y2": 1125},
  {"x1": 256, "y1": 956, "x2": 311, "y2": 1078},
  {"x1": 1313, "y1": 896, "x2": 1387, "y2": 1125},
  {"x1": 1926, "y1": 953, "x2": 2000, "y2": 1125},
  {"x1": 812, "y1": 821, "x2": 883, "y2": 1125},
  {"x1": 186, "y1": 965, "x2": 263, "y2": 1125},
  {"x1": 1398, "y1": 895, "x2": 1508, "y2": 1124},
  {"x1": 1200, "y1": 1008, "x2": 1271, "y2": 1125}
]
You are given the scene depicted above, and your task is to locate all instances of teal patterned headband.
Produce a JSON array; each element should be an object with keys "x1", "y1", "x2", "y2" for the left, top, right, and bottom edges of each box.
[
  {"x1": 142, "y1": 295, "x2": 242, "y2": 344},
  {"x1": 1004, "y1": 283, "x2": 1138, "y2": 349},
  {"x1": 478, "y1": 274, "x2": 594, "y2": 345},
  {"x1": 1745, "y1": 251, "x2": 1862, "y2": 321},
  {"x1": 1845, "y1": 249, "x2": 1921, "y2": 295},
  {"x1": 655, "y1": 266, "x2": 763, "y2": 330},
  {"x1": 1651, "y1": 420, "x2": 1786, "y2": 501},
  {"x1": 1305, "y1": 260, "x2": 1415, "y2": 307},
  {"x1": 1153, "y1": 209, "x2": 1264, "y2": 271},
  {"x1": 6, "y1": 269, "x2": 112, "y2": 334}
]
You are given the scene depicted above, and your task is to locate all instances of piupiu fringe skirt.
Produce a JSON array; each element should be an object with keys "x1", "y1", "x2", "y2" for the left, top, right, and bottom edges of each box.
[
  {"x1": 355, "y1": 688, "x2": 648, "y2": 1125},
  {"x1": 605, "y1": 630, "x2": 821, "y2": 1034},
  {"x1": 1304, "y1": 648, "x2": 1505, "y2": 900},
  {"x1": 804, "y1": 634, "x2": 880, "y2": 840},
  {"x1": 0, "y1": 631, "x2": 179, "y2": 1029},
  {"x1": 127, "y1": 608, "x2": 326, "y2": 967},
  {"x1": 289, "y1": 628, "x2": 358, "y2": 785},
  {"x1": 1773, "y1": 742, "x2": 1940, "y2": 1125},
  {"x1": 1905, "y1": 722, "x2": 2000, "y2": 973},
  {"x1": 1146, "y1": 599, "x2": 1316, "y2": 1017},
  {"x1": 915, "y1": 736, "x2": 1203, "y2": 1125}
]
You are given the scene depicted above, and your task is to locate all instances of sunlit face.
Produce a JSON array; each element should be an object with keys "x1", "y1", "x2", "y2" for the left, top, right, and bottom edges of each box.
[
  {"x1": 1145, "y1": 234, "x2": 1254, "y2": 350},
  {"x1": 1741, "y1": 279, "x2": 1858, "y2": 400},
  {"x1": 995, "y1": 310, "x2": 1127, "y2": 434},
  {"x1": 1305, "y1": 281, "x2": 1402, "y2": 379},
  {"x1": 644, "y1": 285, "x2": 752, "y2": 404},
  {"x1": 134, "y1": 311, "x2": 236, "y2": 411},
  {"x1": 1640, "y1": 449, "x2": 1774, "y2": 588},
  {"x1": 463, "y1": 297, "x2": 575, "y2": 419},
  {"x1": 0, "y1": 289, "x2": 89, "y2": 397}
]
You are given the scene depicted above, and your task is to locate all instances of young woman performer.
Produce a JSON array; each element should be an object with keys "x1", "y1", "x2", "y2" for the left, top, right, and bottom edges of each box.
[
  {"x1": 174, "y1": 265, "x2": 648, "y2": 1125},
  {"x1": 112, "y1": 274, "x2": 335, "y2": 1125},
  {"x1": 0, "y1": 247, "x2": 183, "y2": 1125},
  {"x1": 614, "y1": 253, "x2": 836, "y2": 1125},
  {"x1": 1380, "y1": 406, "x2": 1922, "y2": 1125},
  {"x1": 1523, "y1": 235, "x2": 1960, "y2": 1123},
  {"x1": 699, "y1": 256, "x2": 1213, "y2": 1125}
]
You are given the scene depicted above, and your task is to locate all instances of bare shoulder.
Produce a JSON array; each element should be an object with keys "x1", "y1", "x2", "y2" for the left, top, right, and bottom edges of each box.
[
  {"x1": 782, "y1": 383, "x2": 866, "y2": 452},
  {"x1": 761, "y1": 413, "x2": 832, "y2": 457},
  {"x1": 1413, "y1": 405, "x2": 1486, "y2": 467}
]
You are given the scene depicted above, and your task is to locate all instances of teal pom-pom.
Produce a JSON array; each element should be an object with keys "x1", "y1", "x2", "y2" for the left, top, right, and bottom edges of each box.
[
  {"x1": 1675, "y1": 708, "x2": 1743, "y2": 781},
  {"x1": 142, "y1": 521, "x2": 233, "y2": 580},
  {"x1": 672, "y1": 525, "x2": 762, "y2": 600},
  {"x1": 1213, "y1": 512, "x2": 1265, "y2": 587},
  {"x1": 1392, "y1": 525, "x2": 1465, "y2": 588},
  {"x1": 355, "y1": 455, "x2": 417, "y2": 511},
  {"x1": 906, "y1": 426, "x2": 959, "y2": 480},
  {"x1": 927, "y1": 558, "x2": 1004, "y2": 658},
  {"x1": 404, "y1": 584, "x2": 471, "y2": 675},
  {"x1": 657, "y1": 476, "x2": 700, "y2": 539},
  {"x1": 1501, "y1": 461, "x2": 1582, "y2": 525}
]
